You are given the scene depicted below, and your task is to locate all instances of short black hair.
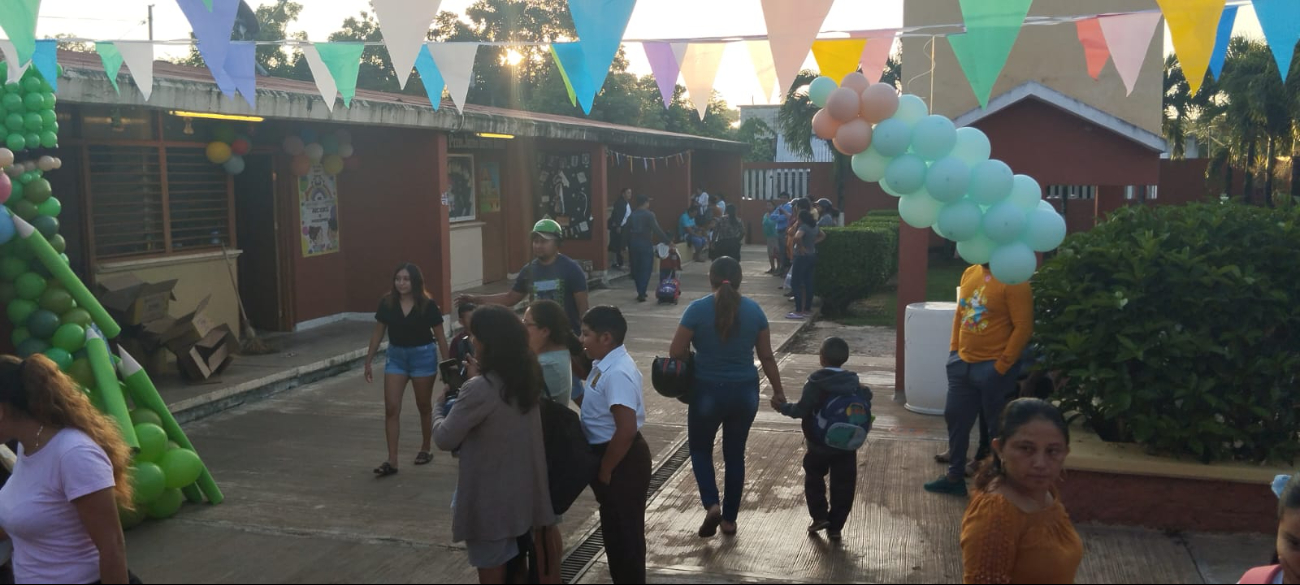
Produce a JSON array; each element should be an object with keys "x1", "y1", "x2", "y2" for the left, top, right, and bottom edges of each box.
[
  {"x1": 634, "y1": 193, "x2": 651, "y2": 207},
  {"x1": 457, "y1": 302, "x2": 477, "y2": 317},
  {"x1": 820, "y1": 337, "x2": 850, "y2": 368},
  {"x1": 1281, "y1": 473, "x2": 1300, "y2": 519},
  {"x1": 582, "y1": 306, "x2": 627, "y2": 346}
]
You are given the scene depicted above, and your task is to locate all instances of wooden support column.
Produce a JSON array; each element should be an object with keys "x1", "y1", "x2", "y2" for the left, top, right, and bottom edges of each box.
[{"x1": 894, "y1": 224, "x2": 930, "y2": 401}]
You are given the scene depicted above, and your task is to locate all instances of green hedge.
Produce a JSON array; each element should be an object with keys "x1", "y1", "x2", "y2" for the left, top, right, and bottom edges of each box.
[
  {"x1": 1034, "y1": 203, "x2": 1300, "y2": 464},
  {"x1": 814, "y1": 222, "x2": 899, "y2": 316}
]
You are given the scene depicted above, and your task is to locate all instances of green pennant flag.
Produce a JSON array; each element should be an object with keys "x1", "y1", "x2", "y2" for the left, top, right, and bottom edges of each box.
[
  {"x1": 950, "y1": 0, "x2": 1034, "y2": 108},
  {"x1": 203, "y1": 0, "x2": 213, "y2": 9},
  {"x1": 96, "y1": 42, "x2": 124, "y2": 94},
  {"x1": 0, "y1": 0, "x2": 41, "y2": 66},
  {"x1": 549, "y1": 45, "x2": 578, "y2": 108},
  {"x1": 314, "y1": 42, "x2": 365, "y2": 108}
]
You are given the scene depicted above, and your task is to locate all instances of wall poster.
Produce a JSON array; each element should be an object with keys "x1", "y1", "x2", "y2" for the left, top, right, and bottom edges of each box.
[
  {"x1": 478, "y1": 161, "x2": 502, "y2": 213},
  {"x1": 535, "y1": 151, "x2": 593, "y2": 240},
  {"x1": 299, "y1": 166, "x2": 339, "y2": 257},
  {"x1": 448, "y1": 154, "x2": 476, "y2": 222}
]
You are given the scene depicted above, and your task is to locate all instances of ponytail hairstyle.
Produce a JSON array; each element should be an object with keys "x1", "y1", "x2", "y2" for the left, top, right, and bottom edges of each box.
[
  {"x1": 974, "y1": 398, "x2": 1070, "y2": 492},
  {"x1": 0, "y1": 355, "x2": 134, "y2": 508},
  {"x1": 710, "y1": 257, "x2": 744, "y2": 342}
]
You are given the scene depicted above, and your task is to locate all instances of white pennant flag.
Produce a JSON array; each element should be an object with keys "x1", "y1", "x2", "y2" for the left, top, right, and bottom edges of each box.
[
  {"x1": 0, "y1": 41, "x2": 29, "y2": 82},
  {"x1": 426, "y1": 43, "x2": 480, "y2": 114},
  {"x1": 371, "y1": 0, "x2": 443, "y2": 90},
  {"x1": 114, "y1": 41, "x2": 156, "y2": 100},
  {"x1": 747, "y1": 40, "x2": 778, "y2": 104},
  {"x1": 671, "y1": 42, "x2": 689, "y2": 66},
  {"x1": 681, "y1": 43, "x2": 728, "y2": 119},
  {"x1": 302, "y1": 44, "x2": 339, "y2": 111}
]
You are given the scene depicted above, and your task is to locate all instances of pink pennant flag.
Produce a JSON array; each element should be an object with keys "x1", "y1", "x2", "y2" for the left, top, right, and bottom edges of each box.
[
  {"x1": 852, "y1": 29, "x2": 898, "y2": 85},
  {"x1": 1099, "y1": 12, "x2": 1163, "y2": 96},
  {"x1": 1076, "y1": 18, "x2": 1111, "y2": 80},
  {"x1": 643, "y1": 42, "x2": 682, "y2": 109},
  {"x1": 762, "y1": 0, "x2": 836, "y2": 98}
]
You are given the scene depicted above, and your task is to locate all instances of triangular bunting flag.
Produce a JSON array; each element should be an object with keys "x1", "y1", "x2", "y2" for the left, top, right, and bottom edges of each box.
[
  {"x1": 371, "y1": 0, "x2": 443, "y2": 90},
  {"x1": 671, "y1": 43, "x2": 689, "y2": 67},
  {"x1": 414, "y1": 44, "x2": 446, "y2": 110},
  {"x1": 96, "y1": 42, "x2": 124, "y2": 95},
  {"x1": 176, "y1": 0, "x2": 240, "y2": 95},
  {"x1": 680, "y1": 43, "x2": 727, "y2": 119},
  {"x1": 1157, "y1": 0, "x2": 1226, "y2": 95},
  {"x1": 301, "y1": 44, "x2": 339, "y2": 111},
  {"x1": 811, "y1": 39, "x2": 868, "y2": 85},
  {"x1": 115, "y1": 41, "x2": 155, "y2": 100},
  {"x1": 426, "y1": 43, "x2": 480, "y2": 114},
  {"x1": 1099, "y1": 12, "x2": 1162, "y2": 96},
  {"x1": 1252, "y1": 0, "x2": 1300, "y2": 81},
  {"x1": 643, "y1": 42, "x2": 682, "y2": 108},
  {"x1": 746, "y1": 40, "x2": 778, "y2": 104},
  {"x1": 31, "y1": 39, "x2": 56, "y2": 90},
  {"x1": 761, "y1": 0, "x2": 835, "y2": 97},
  {"x1": 314, "y1": 42, "x2": 365, "y2": 108},
  {"x1": 1209, "y1": 6, "x2": 1239, "y2": 81},
  {"x1": 201, "y1": 0, "x2": 213, "y2": 9},
  {"x1": 225, "y1": 42, "x2": 256, "y2": 108},
  {"x1": 854, "y1": 29, "x2": 898, "y2": 85},
  {"x1": 0, "y1": 41, "x2": 29, "y2": 82},
  {"x1": 0, "y1": 0, "x2": 40, "y2": 67},
  {"x1": 567, "y1": 0, "x2": 638, "y2": 114},
  {"x1": 1075, "y1": 18, "x2": 1110, "y2": 80},
  {"x1": 949, "y1": 0, "x2": 1034, "y2": 108},
  {"x1": 552, "y1": 42, "x2": 589, "y2": 111},
  {"x1": 549, "y1": 45, "x2": 579, "y2": 107}
]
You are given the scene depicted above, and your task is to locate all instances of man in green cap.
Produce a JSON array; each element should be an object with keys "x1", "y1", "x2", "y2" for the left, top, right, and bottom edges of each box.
[{"x1": 459, "y1": 218, "x2": 590, "y2": 335}]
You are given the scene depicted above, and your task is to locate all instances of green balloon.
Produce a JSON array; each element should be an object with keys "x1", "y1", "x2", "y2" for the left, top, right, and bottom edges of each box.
[
  {"x1": 39, "y1": 287, "x2": 73, "y2": 313},
  {"x1": 3, "y1": 113, "x2": 21, "y2": 131},
  {"x1": 22, "y1": 112, "x2": 41, "y2": 132},
  {"x1": 38, "y1": 108, "x2": 54, "y2": 127},
  {"x1": 32, "y1": 215, "x2": 58, "y2": 239},
  {"x1": 37, "y1": 197, "x2": 60, "y2": 217},
  {"x1": 2, "y1": 84, "x2": 19, "y2": 96},
  {"x1": 21, "y1": 76, "x2": 41, "y2": 93},
  {"x1": 146, "y1": 488, "x2": 184, "y2": 519},
  {"x1": 119, "y1": 505, "x2": 147, "y2": 531},
  {"x1": 6, "y1": 134, "x2": 25, "y2": 152},
  {"x1": 14, "y1": 272, "x2": 46, "y2": 300},
  {"x1": 51, "y1": 323, "x2": 84, "y2": 352},
  {"x1": 68, "y1": 357, "x2": 93, "y2": 388},
  {"x1": 131, "y1": 408, "x2": 164, "y2": 428},
  {"x1": 808, "y1": 76, "x2": 838, "y2": 108},
  {"x1": 135, "y1": 423, "x2": 168, "y2": 463},
  {"x1": 130, "y1": 462, "x2": 167, "y2": 504},
  {"x1": 40, "y1": 92, "x2": 54, "y2": 111},
  {"x1": 160, "y1": 449, "x2": 204, "y2": 489},
  {"x1": 48, "y1": 233, "x2": 65, "y2": 254},
  {"x1": 23, "y1": 133, "x2": 39, "y2": 151},
  {"x1": 18, "y1": 172, "x2": 32, "y2": 185},
  {"x1": 213, "y1": 125, "x2": 237, "y2": 144},
  {"x1": 0, "y1": 283, "x2": 14, "y2": 305},
  {"x1": 0, "y1": 94, "x2": 19, "y2": 112},
  {"x1": 25, "y1": 178, "x2": 50, "y2": 203},
  {"x1": 43, "y1": 347, "x2": 73, "y2": 371},
  {"x1": 167, "y1": 440, "x2": 181, "y2": 451},
  {"x1": 26, "y1": 309, "x2": 59, "y2": 339},
  {"x1": 22, "y1": 93, "x2": 43, "y2": 112},
  {"x1": 10, "y1": 326, "x2": 29, "y2": 345},
  {"x1": 39, "y1": 131, "x2": 56, "y2": 149},
  {"x1": 0, "y1": 256, "x2": 28, "y2": 281},
  {"x1": 45, "y1": 120, "x2": 57, "y2": 135},
  {"x1": 60, "y1": 307, "x2": 93, "y2": 328},
  {"x1": 16, "y1": 338, "x2": 48, "y2": 357},
  {"x1": 7, "y1": 298, "x2": 36, "y2": 324},
  {"x1": 13, "y1": 199, "x2": 37, "y2": 221},
  {"x1": 9, "y1": 179, "x2": 23, "y2": 200}
]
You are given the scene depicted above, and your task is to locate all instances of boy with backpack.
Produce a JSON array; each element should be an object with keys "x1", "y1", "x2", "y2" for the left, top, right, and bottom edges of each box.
[{"x1": 773, "y1": 337, "x2": 872, "y2": 541}]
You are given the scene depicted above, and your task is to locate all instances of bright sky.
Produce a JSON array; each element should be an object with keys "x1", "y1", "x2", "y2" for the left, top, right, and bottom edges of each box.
[{"x1": 36, "y1": 0, "x2": 1265, "y2": 108}]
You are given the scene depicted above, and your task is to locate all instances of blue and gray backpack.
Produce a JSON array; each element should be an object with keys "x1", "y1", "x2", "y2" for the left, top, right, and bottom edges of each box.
[{"x1": 813, "y1": 388, "x2": 874, "y2": 451}]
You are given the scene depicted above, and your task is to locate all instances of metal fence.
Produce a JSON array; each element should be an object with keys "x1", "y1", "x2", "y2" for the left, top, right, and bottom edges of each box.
[{"x1": 743, "y1": 167, "x2": 810, "y2": 201}]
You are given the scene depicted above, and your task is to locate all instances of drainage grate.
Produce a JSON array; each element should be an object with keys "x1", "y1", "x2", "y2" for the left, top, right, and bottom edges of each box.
[{"x1": 559, "y1": 438, "x2": 692, "y2": 584}]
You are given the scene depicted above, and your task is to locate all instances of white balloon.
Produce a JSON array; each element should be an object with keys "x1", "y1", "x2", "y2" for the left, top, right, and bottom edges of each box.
[
  {"x1": 0, "y1": 148, "x2": 13, "y2": 168},
  {"x1": 51, "y1": 158, "x2": 62, "y2": 170},
  {"x1": 304, "y1": 143, "x2": 325, "y2": 163},
  {"x1": 36, "y1": 156, "x2": 55, "y2": 171},
  {"x1": 338, "y1": 143, "x2": 355, "y2": 158}
]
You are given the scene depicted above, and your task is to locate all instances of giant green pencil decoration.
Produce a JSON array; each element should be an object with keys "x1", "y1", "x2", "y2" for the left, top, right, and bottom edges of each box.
[
  {"x1": 118, "y1": 348, "x2": 224, "y2": 505},
  {"x1": 12, "y1": 216, "x2": 121, "y2": 339},
  {"x1": 86, "y1": 328, "x2": 137, "y2": 449}
]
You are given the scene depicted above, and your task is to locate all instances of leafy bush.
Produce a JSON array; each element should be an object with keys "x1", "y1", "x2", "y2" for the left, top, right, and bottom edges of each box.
[
  {"x1": 815, "y1": 221, "x2": 899, "y2": 316},
  {"x1": 1034, "y1": 203, "x2": 1300, "y2": 464}
]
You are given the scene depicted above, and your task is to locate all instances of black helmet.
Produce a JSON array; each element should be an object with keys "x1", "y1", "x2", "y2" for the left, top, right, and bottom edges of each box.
[{"x1": 651, "y1": 354, "x2": 694, "y2": 403}]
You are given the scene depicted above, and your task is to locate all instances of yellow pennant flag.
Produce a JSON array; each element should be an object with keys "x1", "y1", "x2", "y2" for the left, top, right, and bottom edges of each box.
[
  {"x1": 812, "y1": 39, "x2": 868, "y2": 85},
  {"x1": 1157, "y1": 0, "x2": 1226, "y2": 95}
]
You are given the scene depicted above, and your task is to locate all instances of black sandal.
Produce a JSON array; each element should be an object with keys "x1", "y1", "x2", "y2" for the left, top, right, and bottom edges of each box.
[
  {"x1": 698, "y1": 508, "x2": 723, "y2": 538},
  {"x1": 374, "y1": 462, "x2": 399, "y2": 477},
  {"x1": 414, "y1": 451, "x2": 433, "y2": 465}
]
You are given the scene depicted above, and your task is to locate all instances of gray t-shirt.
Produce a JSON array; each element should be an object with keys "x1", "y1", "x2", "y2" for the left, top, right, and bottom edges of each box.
[{"x1": 795, "y1": 224, "x2": 820, "y2": 256}]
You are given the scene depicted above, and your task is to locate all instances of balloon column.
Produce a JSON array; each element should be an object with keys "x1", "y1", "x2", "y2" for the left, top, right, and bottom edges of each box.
[
  {"x1": 205, "y1": 124, "x2": 252, "y2": 175},
  {"x1": 0, "y1": 67, "x2": 224, "y2": 526},
  {"x1": 283, "y1": 128, "x2": 357, "y2": 177},
  {"x1": 810, "y1": 73, "x2": 1067, "y2": 284}
]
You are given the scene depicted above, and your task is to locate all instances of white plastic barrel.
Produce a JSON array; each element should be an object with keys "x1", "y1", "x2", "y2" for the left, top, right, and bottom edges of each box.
[{"x1": 904, "y1": 302, "x2": 958, "y2": 415}]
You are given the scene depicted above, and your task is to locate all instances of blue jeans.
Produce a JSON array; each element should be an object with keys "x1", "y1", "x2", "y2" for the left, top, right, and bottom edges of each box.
[
  {"x1": 792, "y1": 254, "x2": 817, "y2": 313},
  {"x1": 385, "y1": 343, "x2": 438, "y2": 377},
  {"x1": 688, "y1": 378, "x2": 760, "y2": 523},
  {"x1": 629, "y1": 239, "x2": 654, "y2": 297},
  {"x1": 944, "y1": 354, "x2": 1021, "y2": 478}
]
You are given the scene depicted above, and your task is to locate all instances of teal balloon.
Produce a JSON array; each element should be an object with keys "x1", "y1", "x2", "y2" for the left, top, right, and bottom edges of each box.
[
  {"x1": 1024, "y1": 207, "x2": 1067, "y2": 252},
  {"x1": 43, "y1": 347, "x2": 73, "y2": 371},
  {"x1": 15, "y1": 337, "x2": 48, "y2": 357},
  {"x1": 131, "y1": 408, "x2": 164, "y2": 428},
  {"x1": 5, "y1": 134, "x2": 24, "y2": 152},
  {"x1": 38, "y1": 131, "x2": 56, "y2": 149},
  {"x1": 851, "y1": 147, "x2": 890, "y2": 183},
  {"x1": 0, "y1": 94, "x2": 20, "y2": 112},
  {"x1": 925, "y1": 157, "x2": 971, "y2": 203},
  {"x1": 14, "y1": 272, "x2": 45, "y2": 300},
  {"x1": 26, "y1": 309, "x2": 59, "y2": 339},
  {"x1": 872, "y1": 118, "x2": 913, "y2": 157},
  {"x1": 953, "y1": 127, "x2": 992, "y2": 166},
  {"x1": 146, "y1": 488, "x2": 184, "y2": 519},
  {"x1": 32, "y1": 215, "x2": 58, "y2": 239},
  {"x1": 37, "y1": 197, "x2": 60, "y2": 217},
  {"x1": 320, "y1": 135, "x2": 340, "y2": 155},
  {"x1": 222, "y1": 155, "x2": 245, "y2": 175},
  {"x1": 131, "y1": 462, "x2": 167, "y2": 504},
  {"x1": 1037, "y1": 199, "x2": 1057, "y2": 212},
  {"x1": 4, "y1": 113, "x2": 22, "y2": 131},
  {"x1": 883, "y1": 154, "x2": 928, "y2": 196},
  {"x1": 969, "y1": 160, "x2": 1014, "y2": 206},
  {"x1": 958, "y1": 235, "x2": 997, "y2": 265},
  {"x1": 895, "y1": 94, "x2": 929, "y2": 124},
  {"x1": 911, "y1": 115, "x2": 957, "y2": 160},
  {"x1": 22, "y1": 112, "x2": 41, "y2": 132},
  {"x1": 932, "y1": 222, "x2": 948, "y2": 239},
  {"x1": 937, "y1": 199, "x2": 984, "y2": 242},
  {"x1": 10, "y1": 326, "x2": 28, "y2": 346},
  {"x1": 983, "y1": 202, "x2": 1028, "y2": 244},
  {"x1": 51, "y1": 323, "x2": 85, "y2": 352},
  {"x1": 135, "y1": 423, "x2": 169, "y2": 463},
  {"x1": 1008, "y1": 175, "x2": 1042, "y2": 210},
  {"x1": 22, "y1": 93, "x2": 42, "y2": 112},
  {"x1": 7, "y1": 298, "x2": 36, "y2": 324},
  {"x1": 990, "y1": 242, "x2": 1038, "y2": 285},
  {"x1": 25, "y1": 178, "x2": 51, "y2": 204},
  {"x1": 809, "y1": 76, "x2": 838, "y2": 108},
  {"x1": 0, "y1": 256, "x2": 26, "y2": 281},
  {"x1": 898, "y1": 190, "x2": 945, "y2": 228},
  {"x1": 161, "y1": 449, "x2": 204, "y2": 489}
]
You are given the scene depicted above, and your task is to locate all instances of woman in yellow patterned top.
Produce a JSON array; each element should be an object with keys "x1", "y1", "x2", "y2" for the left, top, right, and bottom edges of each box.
[{"x1": 961, "y1": 398, "x2": 1082, "y2": 584}]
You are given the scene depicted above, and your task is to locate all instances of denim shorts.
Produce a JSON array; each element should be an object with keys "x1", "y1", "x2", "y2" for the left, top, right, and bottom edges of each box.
[{"x1": 385, "y1": 343, "x2": 438, "y2": 378}]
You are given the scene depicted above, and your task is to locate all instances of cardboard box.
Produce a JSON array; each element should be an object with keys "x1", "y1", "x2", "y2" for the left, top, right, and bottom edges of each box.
[
  {"x1": 177, "y1": 325, "x2": 237, "y2": 381},
  {"x1": 162, "y1": 296, "x2": 219, "y2": 354},
  {"x1": 96, "y1": 275, "x2": 178, "y2": 326}
]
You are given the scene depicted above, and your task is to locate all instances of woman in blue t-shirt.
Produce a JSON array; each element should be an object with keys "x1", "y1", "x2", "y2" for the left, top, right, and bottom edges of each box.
[{"x1": 669, "y1": 257, "x2": 787, "y2": 537}]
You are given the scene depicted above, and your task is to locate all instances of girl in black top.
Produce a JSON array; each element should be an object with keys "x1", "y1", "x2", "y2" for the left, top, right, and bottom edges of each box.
[{"x1": 365, "y1": 263, "x2": 450, "y2": 477}]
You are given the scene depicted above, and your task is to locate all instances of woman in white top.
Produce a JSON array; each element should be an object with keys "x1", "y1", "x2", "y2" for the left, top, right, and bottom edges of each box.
[{"x1": 0, "y1": 355, "x2": 134, "y2": 584}]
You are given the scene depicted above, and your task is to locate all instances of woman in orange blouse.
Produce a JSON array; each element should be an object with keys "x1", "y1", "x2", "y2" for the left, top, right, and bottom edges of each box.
[{"x1": 961, "y1": 398, "x2": 1083, "y2": 584}]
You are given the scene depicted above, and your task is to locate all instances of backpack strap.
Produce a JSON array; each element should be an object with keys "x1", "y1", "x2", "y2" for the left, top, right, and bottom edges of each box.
[{"x1": 1240, "y1": 565, "x2": 1281, "y2": 584}]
